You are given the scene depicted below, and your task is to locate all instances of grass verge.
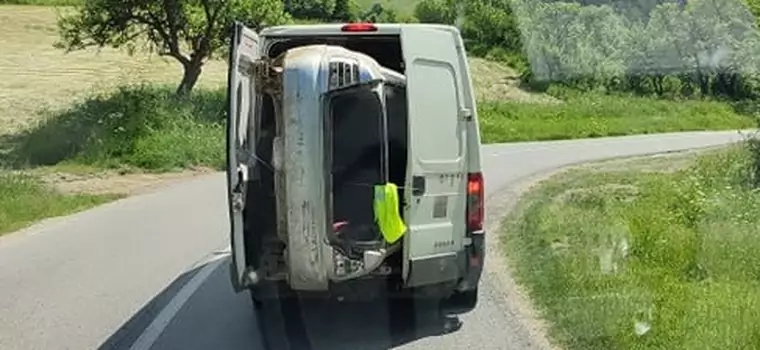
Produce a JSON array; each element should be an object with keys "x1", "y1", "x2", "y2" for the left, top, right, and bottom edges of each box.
[
  {"x1": 479, "y1": 94, "x2": 755, "y2": 143},
  {"x1": 0, "y1": 173, "x2": 119, "y2": 235},
  {"x1": 3, "y1": 84, "x2": 226, "y2": 171},
  {"x1": 502, "y1": 145, "x2": 760, "y2": 349}
]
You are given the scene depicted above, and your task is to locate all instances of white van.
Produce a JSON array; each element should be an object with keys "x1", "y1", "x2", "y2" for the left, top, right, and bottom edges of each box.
[{"x1": 225, "y1": 22, "x2": 485, "y2": 313}]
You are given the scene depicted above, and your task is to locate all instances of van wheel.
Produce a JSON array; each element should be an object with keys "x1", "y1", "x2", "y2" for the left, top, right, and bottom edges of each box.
[
  {"x1": 249, "y1": 287, "x2": 311, "y2": 350},
  {"x1": 441, "y1": 288, "x2": 478, "y2": 315}
]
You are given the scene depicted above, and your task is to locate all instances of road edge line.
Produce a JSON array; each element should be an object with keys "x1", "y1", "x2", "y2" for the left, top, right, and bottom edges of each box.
[{"x1": 128, "y1": 252, "x2": 229, "y2": 350}]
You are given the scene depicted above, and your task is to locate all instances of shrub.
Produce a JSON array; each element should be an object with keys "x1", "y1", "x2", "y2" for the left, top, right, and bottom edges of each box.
[{"x1": 7, "y1": 84, "x2": 226, "y2": 171}]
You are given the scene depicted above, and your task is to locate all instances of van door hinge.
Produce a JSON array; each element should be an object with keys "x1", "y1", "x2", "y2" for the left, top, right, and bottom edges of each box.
[
  {"x1": 252, "y1": 58, "x2": 283, "y2": 98},
  {"x1": 232, "y1": 164, "x2": 248, "y2": 211},
  {"x1": 232, "y1": 192, "x2": 245, "y2": 211},
  {"x1": 459, "y1": 108, "x2": 473, "y2": 121}
]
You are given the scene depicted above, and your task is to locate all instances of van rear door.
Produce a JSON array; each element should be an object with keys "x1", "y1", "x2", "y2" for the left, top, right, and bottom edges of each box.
[
  {"x1": 401, "y1": 27, "x2": 468, "y2": 287},
  {"x1": 226, "y1": 22, "x2": 259, "y2": 291}
]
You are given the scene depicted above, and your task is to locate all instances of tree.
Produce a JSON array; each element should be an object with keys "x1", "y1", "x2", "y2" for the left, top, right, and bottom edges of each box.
[
  {"x1": 332, "y1": 0, "x2": 359, "y2": 21},
  {"x1": 361, "y1": 3, "x2": 398, "y2": 22},
  {"x1": 56, "y1": 0, "x2": 291, "y2": 96},
  {"x1": 284, "y1": 0, "x2": 336, "y2": 20},
  {"x1": 414, "y1": 0, "x2": 457, "y2": 24}
]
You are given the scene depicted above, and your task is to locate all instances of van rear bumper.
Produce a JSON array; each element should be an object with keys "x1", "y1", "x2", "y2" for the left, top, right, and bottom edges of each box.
[
  {"x1": 404, "y1": 233, "x2": 485, "y2": 292},
  {"x1": 248, "y1": 233, "x2": 486, "y2": 301},
  {"x1": 456, "y1": 233, "x2": 485, "y2": 292}
]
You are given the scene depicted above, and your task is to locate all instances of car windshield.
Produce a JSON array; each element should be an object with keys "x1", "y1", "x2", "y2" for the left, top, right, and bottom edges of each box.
[{"x1": 2, "y1": 1, "x2": 760, "y2": 350}]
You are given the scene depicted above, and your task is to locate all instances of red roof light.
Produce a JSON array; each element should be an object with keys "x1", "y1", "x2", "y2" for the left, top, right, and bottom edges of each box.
[{"x1": 341, "y1": 23, "x2": 378, "y2": 32}]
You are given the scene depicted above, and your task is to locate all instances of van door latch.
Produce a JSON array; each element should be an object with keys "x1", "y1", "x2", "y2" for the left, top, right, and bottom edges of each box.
[{"x1": 412, "y1": 176, "x2": 426, "y2": 196}]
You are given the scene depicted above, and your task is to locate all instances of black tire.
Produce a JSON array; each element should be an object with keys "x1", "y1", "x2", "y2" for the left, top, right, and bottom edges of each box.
[{"x1": 441, "y1": 288, "x2": 478, "y2": 315}]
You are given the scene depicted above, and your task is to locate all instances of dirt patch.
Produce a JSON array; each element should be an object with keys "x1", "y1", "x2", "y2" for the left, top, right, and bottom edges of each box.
[
  {"x1": 37, "y1": 168, "x2": 215, "y2": 196},
  {"x1": 580, "y1": 147, "x2": 722, "y2": 174},
  {"x1": 469, "y1": 57, "x2": 560, "y2": 104}
]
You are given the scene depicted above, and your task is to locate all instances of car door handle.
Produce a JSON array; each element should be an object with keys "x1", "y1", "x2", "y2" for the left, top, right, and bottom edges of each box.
[{"x1": 412, "y1": 176, "x2": 426, "y2": 196}]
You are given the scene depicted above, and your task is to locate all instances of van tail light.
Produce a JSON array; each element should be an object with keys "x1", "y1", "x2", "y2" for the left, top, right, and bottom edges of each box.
[
  {"x1": 341, "y1": 23, "x2": 378, "y2": 32},
  {"x1": 467, "y1": 172, "x2": 484, "y2": 233}
]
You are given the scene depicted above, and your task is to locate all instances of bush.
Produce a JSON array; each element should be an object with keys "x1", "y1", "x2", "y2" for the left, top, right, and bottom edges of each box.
[{"x1": 6, "y1": 84, "x2": 226, "y2": 171}]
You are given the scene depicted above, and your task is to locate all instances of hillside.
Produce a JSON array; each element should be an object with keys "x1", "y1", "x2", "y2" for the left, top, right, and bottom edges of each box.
[{"x1": 468, "y1": 58, "x2": 558, "y2": 104}]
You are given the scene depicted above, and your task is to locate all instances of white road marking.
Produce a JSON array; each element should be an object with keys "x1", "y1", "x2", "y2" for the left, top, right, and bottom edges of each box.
[{"x1": 129, "y1": 251, "x2": 230, "y2": 350}]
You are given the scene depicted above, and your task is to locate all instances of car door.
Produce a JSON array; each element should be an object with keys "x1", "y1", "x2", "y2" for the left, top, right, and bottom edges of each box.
[
  {"x1": 226, "y1": 22, "x2": 259, "y2": 291},
  {"x1": 401, "y1": 26, "x2": 468, "y2": 287}
]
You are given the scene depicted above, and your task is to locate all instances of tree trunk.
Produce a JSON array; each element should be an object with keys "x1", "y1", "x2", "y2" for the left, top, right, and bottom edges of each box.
[
  {"x1": 176, "y1": 59, "x2": 204, "y2": 96},
  {"x1": 654, "y1": 75, "x2": 664, "y2": 96}
]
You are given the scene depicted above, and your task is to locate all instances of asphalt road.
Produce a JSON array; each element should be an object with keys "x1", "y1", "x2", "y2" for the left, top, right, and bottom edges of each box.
[{"x1": 0, "y1": 130, "x2": 751, "y2": 350}]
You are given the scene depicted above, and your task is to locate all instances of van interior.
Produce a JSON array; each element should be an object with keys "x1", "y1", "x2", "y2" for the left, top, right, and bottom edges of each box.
[
  {"x1": 243, "y1": 36, "x2": 408, "y2": 271},
  {"x1": 327, "y1": 83, "x2": 408, "y2": 256}
]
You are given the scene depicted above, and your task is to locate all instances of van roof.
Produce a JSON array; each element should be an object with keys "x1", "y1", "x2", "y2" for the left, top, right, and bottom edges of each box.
[{"x1": 260, "y1": 23, "x2": 460, "y2": 37}]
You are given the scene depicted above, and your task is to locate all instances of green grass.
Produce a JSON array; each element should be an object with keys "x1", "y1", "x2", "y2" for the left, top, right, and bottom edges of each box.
[
  {"x1": 3, "y1": 84, "x2": 226, "y2": 171},
  {"x1": 479, "y1": 94, "x2": 755, "y2": 143},
  {"x1": 503, "y1": 145, "x2": 760, "y2": 349},
  {"x1": 0, "y1": 173, "x2": 118, "y2": 234}
]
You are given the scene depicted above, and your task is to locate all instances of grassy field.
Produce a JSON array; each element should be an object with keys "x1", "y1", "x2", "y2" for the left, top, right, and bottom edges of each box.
[
  {"x1": 0, "y1": 173, "x2": 118, "y2": 234},
  {"x1": 479, "y1": 94, "x2": 755, "y2": 143},
  {"x1": 0, "y1": 5, "x2": 227, "y2": 134},
  {"x1": 502, "y1": 146, "x2": 760, "y2": 349},
  {"x1": 0, "y1": 5, "x2": 228, "y2": 234},
  {"x1": 0, "y1": 5, "x2": 228, "y2": 171}
]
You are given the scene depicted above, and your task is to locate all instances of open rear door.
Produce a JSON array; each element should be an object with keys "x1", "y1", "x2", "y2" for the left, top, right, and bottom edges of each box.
[
  {"x1": 401, "y1": 27, "x2": 469, "y2": 287},
  {"x1": 226, "y1": 22, "x2": 259, "y2": 291}
]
